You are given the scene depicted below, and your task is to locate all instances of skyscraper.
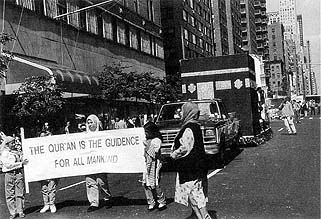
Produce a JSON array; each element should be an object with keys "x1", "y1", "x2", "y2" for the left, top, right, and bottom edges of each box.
[
  {"x1": 160, "y1": 0, "x2": 215, "y2": 76},
  {"x1": 240, "y1": 0, "x2": 257, "y2": 54},
  {"x1": 267, "y1": 11, "x2": 280, "y2": 24},
  {"x1": 212, "y1": 0, "x2": 229, "y2": 56},
  {"x1": 226, "y1": 0, "x2": 243, "y2": 55},
  {"x1": 254, "y1": 0, "x2": 268, "y2": 60},
  {"x1": 279, "y1": 0, "x2": 297, "y2": 40}
]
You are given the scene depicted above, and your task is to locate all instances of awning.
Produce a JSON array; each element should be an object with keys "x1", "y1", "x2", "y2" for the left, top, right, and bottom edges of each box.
[{"x1": 5, "y1": 56, "x2": 100, "y2": 95}]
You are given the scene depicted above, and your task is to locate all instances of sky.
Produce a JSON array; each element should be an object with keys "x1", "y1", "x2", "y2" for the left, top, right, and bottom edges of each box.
[{"x1": 266, "y1": 0, "x2": 320, "y2": 94}]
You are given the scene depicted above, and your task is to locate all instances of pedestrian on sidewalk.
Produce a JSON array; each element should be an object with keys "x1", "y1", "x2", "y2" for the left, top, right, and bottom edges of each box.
[
  {"x1": 142, "y1": 120, "x2": 166, "y2": 211},
  {"x1": 279, "y1": 97, "x2": 297, "y2": 135},
  {"x1": 85, "y1": 114, "x2": 112, "y2": 212},
  {"x1": 39, "y1": 122, "x2": 59, "y2": 214},
  {"x1": 0, "y1": 132, "x2": 28, "y2": 219},
  {"x1": 170, "y1": 102, "x2": 212, "y2": 219}
]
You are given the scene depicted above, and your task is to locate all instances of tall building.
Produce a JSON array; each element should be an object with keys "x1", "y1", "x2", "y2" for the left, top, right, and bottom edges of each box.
[
  {"x1": 240, "y1": 0, "x2": 257, "y2": 54},
  {"x1": 212, "y1": 0, "x2": 243, "y2": 55},
  {"x1": 267, "y1": 11, "x2": 280, "y2": 24},
  {"x1": 0, "y1": 0, "x2": 165, "y2": 131},
  {"x1": 212, "y1": 0, "x2": 229, "y2": 56},
  {"x1": 254, "y1": 0, "x2": 268, "y2": 60},
  {"x1": 160, "y1": 0, "x2": 215, "y2": 76},
  {"x1": 279, "y1": 0, "x2": 297, "y2": 40},
  {"x1": 267, "y1": 22, "x2": 285, "y2": 62},
  {"x1": 296, "y1": 14, "x2": 304, "y2": 47},
  {"x1": 226, "y1": 0, "x2": 243, "y2": 55},
  {"x1": 267, "y1": 22, "x2": 286, "y2": 96}
]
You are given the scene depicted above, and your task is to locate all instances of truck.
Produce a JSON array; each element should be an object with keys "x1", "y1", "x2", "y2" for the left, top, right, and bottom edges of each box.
[{"x1": 155, "y1": 99, "x2": 240, "y2": 165}]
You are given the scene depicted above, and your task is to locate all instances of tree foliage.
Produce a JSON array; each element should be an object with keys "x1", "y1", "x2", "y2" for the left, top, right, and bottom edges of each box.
[
  {"x1": 12, "y1": 75, "x2": 64, "y2": 121},
  {"x1": 0, "y1": 33, "x2": 14, "y2": 78},
  {"x1": 97, "y1": 63, "x2": 181, "y2": 104}
]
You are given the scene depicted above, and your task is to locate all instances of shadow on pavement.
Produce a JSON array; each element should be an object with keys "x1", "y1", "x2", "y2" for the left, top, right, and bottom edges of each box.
[
  {"x1": 110, "y1": 196, "x2": 174, "y2": 207},
  {"x1": 184, "y1": 210, "x2": 218, "y2": 219}
]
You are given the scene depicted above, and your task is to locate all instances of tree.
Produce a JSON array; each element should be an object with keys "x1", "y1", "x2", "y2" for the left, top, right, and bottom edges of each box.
[
  {"x1": 97, "y1": 63, "x2": 180, "y2": 104},
  {"x1": 0, "y1": 33, "x2": 14, "y2": 78},
  {"x1": 12, "y1": 75, "x2": 64, "y2": 127}
]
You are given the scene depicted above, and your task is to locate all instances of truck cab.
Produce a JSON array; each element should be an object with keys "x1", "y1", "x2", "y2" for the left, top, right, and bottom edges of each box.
[{"x1": 155, "y1": 99, "x2": 240, "y2": 160}]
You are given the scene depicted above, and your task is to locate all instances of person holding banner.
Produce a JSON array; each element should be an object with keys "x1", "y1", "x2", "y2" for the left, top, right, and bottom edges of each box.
[
  {"x1": 170, "y1": 102, "x2": 212, "y2": 219},
  {"x1": 39, "y1": 122, "x2": 59, "y2": 214},
  {"x1": 0, "y1": 133, "x2": 28, "y2": 219},
  {"x1": 142, "y1": 121, "x2": 166, "y2": 211},
  {"x1": 85, "y1": 114, "x2": 112, "y2": 212}
]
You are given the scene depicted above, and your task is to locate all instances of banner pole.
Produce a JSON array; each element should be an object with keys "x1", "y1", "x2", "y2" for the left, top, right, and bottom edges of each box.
[{"x1": 20, "y1": 127, "x2": 29, "y2": 193}]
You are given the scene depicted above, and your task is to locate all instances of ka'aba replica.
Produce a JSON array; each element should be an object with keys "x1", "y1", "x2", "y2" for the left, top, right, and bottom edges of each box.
[{"x1": 180, "y1": 54, "x2": 261, "y2": 137}]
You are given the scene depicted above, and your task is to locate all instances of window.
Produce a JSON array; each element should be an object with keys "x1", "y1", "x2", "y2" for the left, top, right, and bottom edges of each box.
[
  {"x1": 102, "y1": 14, "x2": 113, "y2": 40},
  {"x1": 155, "y1": 39, "x2": 164, "y2": 58},
  {"x1": 183, "y1": 10, "x2": 187, "y2": 21},
  {"x1": 87, "y1": 9, "x2": 98, "y2": 34},
  {"x1": 134, "y1": 0, "x2": 139, "y2": 13},
  {"x1": 57, "y1": 0, "x2": 67, "y2": 22},
  {"x1": 192, "y1": 34, "x2": 196, "y2": 44},
  {"x1": 129, "y1": 26, "x2": 138, "y2": 49},
  {"x1": 45, "y1": 0, "x2": 58, "y2": 18},
  {"x1": 141, "y1": 32, "x2": 151, "y2": 54},
  {"x1": 189, "y1": 0, "x2": 194, "y2": 9},
  {"x1": 147, "y1": 0, "x2": 155, "y2": 22},
  {"x1": 117, "y1": 20, "x2": 127, "y2": 45},
  {"x1": 67, "y1": 1, "x2": 80, "y2": 27},
  {"x1": 15, "y1": 0, "x2": 36, "y2": 10},
  {"x1": 184, "y1": 29, "x2": 188, "y2": 40},
  {"x1": 190, "y1": 16, "x2": 195, "y2": 26}
]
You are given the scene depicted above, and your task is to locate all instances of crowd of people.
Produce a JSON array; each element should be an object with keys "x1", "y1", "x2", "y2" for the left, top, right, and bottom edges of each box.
[
  {"x1": 0, "y1": 102, "x2": 213, "y2": 219},
  {"x1": 277, "y1": 97, "x2": 320, "y2": 135}
]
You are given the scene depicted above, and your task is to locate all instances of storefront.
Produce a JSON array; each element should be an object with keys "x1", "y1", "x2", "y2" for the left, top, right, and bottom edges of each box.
[{"x1": 1, "y1": 55, "x2": 159, "y2": 137}]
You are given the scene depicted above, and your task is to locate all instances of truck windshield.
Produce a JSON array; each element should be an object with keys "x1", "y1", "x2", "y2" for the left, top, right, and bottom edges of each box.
[{"x1": 157, "y1": 102, "x2": 221, "y2": 122}]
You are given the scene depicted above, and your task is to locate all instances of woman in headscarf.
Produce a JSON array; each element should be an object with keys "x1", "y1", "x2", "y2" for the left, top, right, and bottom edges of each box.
[
  {"x1": 142, "y1": 121, "x2": 166, "y2": 211},
  {"x1": 85, "y1": 114, "x2": 112, "y2": 212},
  {"x1": 170, "y1": 102, "x2": 212, "y2": 219}
]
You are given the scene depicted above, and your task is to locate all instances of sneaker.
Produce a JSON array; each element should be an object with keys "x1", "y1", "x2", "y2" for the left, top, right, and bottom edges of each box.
[
  {"x1": 148, "y1": 204, "x2": 156, "y2": 211},
  {"x1": 18, "y1": 212, "x2": 25, "y2": 218},
  {"x1": 9, "y1": 214, "x2": 16, "y2": 219},
  {"x1": 158, "y1": 203, "x2": 167, "y2": 210},
  {"x1": 50, "y1": 204, "x2": 57, "y2": 213},
  {"x1": 40, "y1": 205, "x2": 50, "y2": 213}
]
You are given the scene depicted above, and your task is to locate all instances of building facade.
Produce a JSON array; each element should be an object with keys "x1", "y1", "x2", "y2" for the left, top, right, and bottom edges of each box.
[
  {"x1": 212, "y1": 0, "x2": 228, "y2": 56},
  {"x1": 279, "y1": 0, "x2": 297, "y2": 41},
  {"x1": 0, "y1": 0, "x2": 165, "y2": 133},
  {"x1": 225, "y1": 0, "x2": 243, "y2": 55},
  {"x1": 267, "y1": 11, "x2": 280, "y2": 24},
  {"x1": 160, "y1": 0, "x2": 214, "y2": 77},
  {"x1": 254, "y1": 0, "x2": 268, "y2": 60},
  {"x1": 240, "y1": 0, "x2": 257, "y2": 54}
]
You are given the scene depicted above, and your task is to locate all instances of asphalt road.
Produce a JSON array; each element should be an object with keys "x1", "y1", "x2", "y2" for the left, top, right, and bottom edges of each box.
[{"x1": 1, "y1": 115, "x2": 320, "y2": 219}]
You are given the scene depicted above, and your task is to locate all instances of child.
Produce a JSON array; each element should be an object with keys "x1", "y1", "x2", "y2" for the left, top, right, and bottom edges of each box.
[
  {"x1": 39, "y1": 123, "x2": 58, "y2": 213},
  {"x1": 0, "y1": 133, "x2": 28, "y2": 219},
  {"x1": 142, "y1": 121, "x2": 166, "y2": 211}
]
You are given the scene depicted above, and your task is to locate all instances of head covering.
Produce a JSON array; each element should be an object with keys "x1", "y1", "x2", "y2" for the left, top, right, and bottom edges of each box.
[
  {"x1": 143, "y1": 121, "x2": 162, "y2": 141},
  {"x1": 181, "y1": 102, "x2": 200, "y2": 126},
  {"x1": 86, "y1": 114, "x2": 100, "y2": 132},
  {"x1": 0, "y1": 136, "x2": 15, "y2": 150}
]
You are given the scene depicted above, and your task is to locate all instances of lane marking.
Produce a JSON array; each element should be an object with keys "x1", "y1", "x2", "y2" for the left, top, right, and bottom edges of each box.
[
  {"x1": 58, "y1": 180, "x2": 86, "y2": 191},
  {"x1": 207, "y1": 168, "x2": 224, "y2": 179},
  {"x1": 278, "y1": 128, "x2": 284, "y2": 132}
]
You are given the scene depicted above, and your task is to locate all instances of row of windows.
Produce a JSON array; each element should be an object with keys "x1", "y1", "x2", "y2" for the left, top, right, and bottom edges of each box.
[
  {"x1": 183, "y1": 11, "x2": 212, "y2": 37},
  {"x1": 184, "y1": 0, "x2": 211, "y2": 9},
  {"x1": 183, "y1": 29, "x2": 212, "y2": 52},
  {"x1": 184, "y1": 46, "x2": 211, "y2": 59},
  {"x1": 13, "y1": 0, "x2": 164, "y2": 59}
]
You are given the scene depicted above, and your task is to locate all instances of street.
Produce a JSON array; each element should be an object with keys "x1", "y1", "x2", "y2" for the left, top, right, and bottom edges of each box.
[{"x1": 0, "y1": 116, "x2": 320, "y2": 219}]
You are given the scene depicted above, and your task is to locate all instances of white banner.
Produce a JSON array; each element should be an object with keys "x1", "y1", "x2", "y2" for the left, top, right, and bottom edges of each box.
[{"x1": 22, "y1": 128, "x2": 146, "y2": 184}]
